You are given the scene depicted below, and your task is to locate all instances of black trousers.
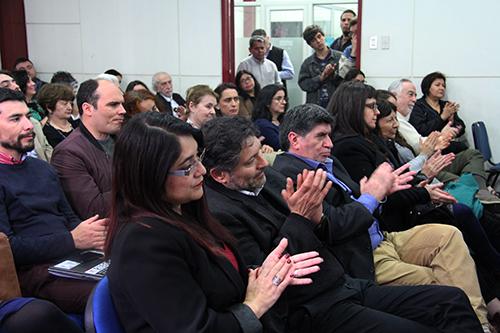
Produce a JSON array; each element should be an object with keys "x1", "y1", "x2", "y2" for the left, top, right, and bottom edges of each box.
[
  {"x1": 1, "y1": 299, "x2": 83, "y2": 333},
  {"x1": 299, "y1": 278, "x2": 483, "y2": 333}
]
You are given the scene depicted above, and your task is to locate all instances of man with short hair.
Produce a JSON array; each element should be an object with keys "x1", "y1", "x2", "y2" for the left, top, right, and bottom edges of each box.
[
  {"x1": 0, "y1": 88, "x2": 107, "y2": 313},
  {"x1": 214, "y1": 83, "x2": 241, "y2": 117},
  {"x1": 274, "y1": 103, "x2": 488, "y2": 327},
  {"x1": 51, "y1": 79, "x2": 126, "y2": 219},
  {"x1": 251, "y1": 29, "x2": 295, "y2": 88},
  {"x1": 298, "y1": 25, "x2": 343, "y2": 107},
  {"x1": 203, "y1": 116, "x2": 483, "y2": 333},
  {"x1": 331, "y1": 9, "x2": 356, "y2": 51},
  {"x1": 388, "y1": 79, "x2": 498, "y2": 204},
  {"x1": 152, "y1": 71, "x2": 186, "y2": 118},
  {"x1": 13, "y1": 57, "x2": 46, "y2": 93},
  {"x1": 237, "y1": 36, "x2": 282, "y2": 88}
]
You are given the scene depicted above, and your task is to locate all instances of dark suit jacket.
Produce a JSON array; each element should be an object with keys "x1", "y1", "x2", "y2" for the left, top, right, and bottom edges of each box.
[
  {"x1": 155, "y1": 93, "x2": 186, "y2": 115},
  {"x1": 108, "y1": 216, "x2": 262, "y2": 333},
  {"x1": 273, "y1": 153, "x2": 375, "y2": 280},
  {"x1": 205, "y1": 168, "x2": 360, "y2": 332}
]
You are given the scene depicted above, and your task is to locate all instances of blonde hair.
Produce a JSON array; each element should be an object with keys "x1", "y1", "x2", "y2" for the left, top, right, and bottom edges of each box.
[{"x1": 185, "y1": 85, "x2": 218, "y2": 114}]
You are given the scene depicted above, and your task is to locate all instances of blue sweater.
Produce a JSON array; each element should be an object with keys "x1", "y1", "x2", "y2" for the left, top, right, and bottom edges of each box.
[{"x1": 0, "y1": 157, "x2": 80, "y2": 266}]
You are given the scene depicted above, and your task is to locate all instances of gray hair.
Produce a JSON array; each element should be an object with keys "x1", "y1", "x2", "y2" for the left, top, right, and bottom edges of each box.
[
  {"x1": 279, "y1": 103, "x2": 333, "y2": 151},
  {"x1": 388, "y1": 78, "x2": 413, "y2": 97},
  {"x1": 151, "y1": 72, "x2": 170, "y2": 92},
  {"x1": 95, "y1": 73, "x2": 119, "y2": 86},
  {"x1": 249, "y1": 36, "x2": 265, "y2": 48}
]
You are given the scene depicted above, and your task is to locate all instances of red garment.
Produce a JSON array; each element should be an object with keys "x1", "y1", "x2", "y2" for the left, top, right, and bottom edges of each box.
[
  {"x1": 0, "y1": 152, "x2": 24, "y2": 165},
  {"x1": 222, "y1": 243, "x2": 239, "y2": 272}
]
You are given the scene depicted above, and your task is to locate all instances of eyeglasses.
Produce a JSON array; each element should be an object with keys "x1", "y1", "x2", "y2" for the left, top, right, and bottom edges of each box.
[
  {"x1": 273, "y1": 96, "x2": 288, "y2": 103},
  {"x1": 168, "y1": 149, "x2": 206, "y2": 177},
  {"x1": 365, "y1": 102, "x2": 378, "y2": 110}
]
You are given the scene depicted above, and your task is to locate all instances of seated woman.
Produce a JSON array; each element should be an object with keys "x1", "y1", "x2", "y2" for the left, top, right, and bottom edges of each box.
[
  {"x1": 12, "y1": 69, "x2": 46, "y2": 123},
  {"x1": 410, "y1": 72, "x2": 466, "y2": 139},
  {"x1": 344, "y1": 68, "x2": 366, "y2": 83},
  {"x1": 330, "y1": 81, "x2": 500, "y2": 328},
  {"x1": 185, "y1": 85, "x2": 217, "y2": 129},
  {"x1": 123, "y1": 89, "x2": 158, "y2": 121},
  {"x1": 235, "y1": 70, "x2": 261, "y2": 119},
  {"x1": 252, "y1": 85, "x2": 287, "y2": 151},
  {"x1": 37, "y1": 83, "x2": 79, "y2": 148},
  {"x1": 106, "y1": 112, "x2": 320, "y2": 332},
  {"x1": 214, "y1": 83, "x2": 241, "y2": 117}
]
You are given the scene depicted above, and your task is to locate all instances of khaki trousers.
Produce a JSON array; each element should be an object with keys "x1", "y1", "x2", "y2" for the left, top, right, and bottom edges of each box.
[{"x1": 373, "y1": 224, "x2": 488, "y2": 324}]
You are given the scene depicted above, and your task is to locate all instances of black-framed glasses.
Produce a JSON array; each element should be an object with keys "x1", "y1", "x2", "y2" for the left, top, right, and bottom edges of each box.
[
  {"x1": 168, "y1": 149, "x2": 206, "y2": 177},
  {"x1": 365, "y1": 102, "x2": 378, "y2": 110}
]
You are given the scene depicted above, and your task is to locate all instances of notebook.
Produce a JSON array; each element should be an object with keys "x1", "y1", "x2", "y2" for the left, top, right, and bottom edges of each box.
[{"x1": 48, "y1": 250, "x2": 109, "y2": 281}]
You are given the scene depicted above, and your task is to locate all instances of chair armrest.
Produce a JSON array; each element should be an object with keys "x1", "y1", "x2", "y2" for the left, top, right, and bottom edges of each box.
[{"x1": 0, "y1": 232, "x2": 22, "y2": 300}]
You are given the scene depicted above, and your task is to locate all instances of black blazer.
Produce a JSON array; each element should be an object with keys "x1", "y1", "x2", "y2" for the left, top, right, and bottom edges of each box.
[
  {"x1": 155, "y1": 93, "x2": 186, "y2": 115},
  {"x1": 332, "y1": 134, "x2": 433, "y2": 231},
  {"x1": 205, "y1": 168, "x2": 361, "y2": 332},
  {"x1": 273, "y1": 153, "x2": 376, "y2": 280},
  {"x1": 107, "y1": 217, "x2": 261, "y2": 333}
]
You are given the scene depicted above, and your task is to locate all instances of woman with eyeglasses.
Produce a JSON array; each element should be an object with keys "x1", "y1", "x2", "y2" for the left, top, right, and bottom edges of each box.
[
  {"x1": 235, "y1": 70, "x2": 261, "y2": 119},
  {"x1": 105, "y1": 112, "x2": 321, "y2": 332},
  {"x1": 252, "y1": 84, "x2": 287, "y2": 151}
]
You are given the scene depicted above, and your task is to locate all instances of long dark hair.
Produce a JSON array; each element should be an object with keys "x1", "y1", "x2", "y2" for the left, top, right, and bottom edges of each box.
[
  {"x1": 105, "y1": 112, "x2": 234, "y2": 256},
  {"x1": 251, "y1": 84, "x2": 286, "y2": 122},
  {"x1": 235, "y1": 70, "x2": 261, "y2": 101},
  {"x1": 328, "y1": 81, "x2": 376, "y2": 137}
]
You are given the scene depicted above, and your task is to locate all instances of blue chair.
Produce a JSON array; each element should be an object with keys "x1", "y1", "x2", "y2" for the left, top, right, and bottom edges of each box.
[
  {"x1": 84, "y1": 276, "x2": 125, "y2": 333},
  {"x1": 472, "y1": 121, "x2": 500, "y2": 187}
]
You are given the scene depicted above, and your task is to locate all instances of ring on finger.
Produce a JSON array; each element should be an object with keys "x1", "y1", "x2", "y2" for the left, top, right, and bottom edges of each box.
[{"x1": 272, "y1": 275, "x2": 282, "y2": 286}]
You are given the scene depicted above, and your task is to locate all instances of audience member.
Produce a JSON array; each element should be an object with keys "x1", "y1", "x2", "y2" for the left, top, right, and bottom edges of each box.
[
  {"x1": 106, "y1": 112, "x2": 318, "y2": 332},
  {"x1": 152, "y1": 71, "x2": 186, "y2": 118},
  {"x1": 344, "y1": 68, "x2": 365, "y2": 82},
  {"x1": 237, "y1": 36, "x2": 281, "y2": 87},
  {"x1": 0, "y1": 70, "x2": 52, "y2": 161},
  {"x1": 0, "y1": 88, "x2": 107, "y2": 313},
  {"x1": 410, "y1": 71, "x2": 465, "y2": 138},
  {"x1": 338, "y1": 17, "x2": 359, "y2": 79},
  {"x1": 50, "y1": 71, "x2": 80, "y2": 120},
  {"x1": 235, "y1": 70, "x2": 260, "y2": 119},
  {"x1": 251, "y1": 29, "x2": 295, "y2": 89},
  {"x1": 389, "y1": 79, "x2": 499, "y2": 204},
  {"x1": 214, "y1": 82, "x2": 240, "y2": 117},
  {"x1": 252, "y1": 84, "x2": 287, "y2": 151},
  {"x1": 123, "y1": 89, "x2": 157, "y2": 120},
  {"x1": 185, "y1": 85, "x2": 217, "y2": 130},
  {"x1": 38, "y1": 83, "x2": 79, "y2": 148},
  {"x1": 125, "y1": 80, "x2": 149, "y2": 92},
  {"x1": 299, "y1": 25, "x2": 343, "y2": 107},
  {"x1": 13, "y1": 57, "x2": 46, "y2": 93},
  {"x1": 203, "y1": 116, "x2": 483, "y2": 333},
  {"x1": 331, "y1": 9, "x2": 356, "y2": 51},
  {"x1": 95, "y1": 73, "x2": 120, "y2": 87},
  {"x1": 275, "y1": 102, "x2": 489, "y2": 328},
  {"x1": 104, "y1": 69, "x2": 123, "y2": 85},
  {"x1": 51, "y1": 79, "x2": 125, "y2": 219},
  {"x1": 12, "y1": 69, "x2": 46, "y2": 123}
]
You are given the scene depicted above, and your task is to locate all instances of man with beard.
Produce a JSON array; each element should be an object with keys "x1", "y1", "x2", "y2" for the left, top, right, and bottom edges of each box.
[
  {"x1": 51, "y1": 79, "x2": 126, "y2": 219},
  {"x1": 202, "y1": 116, "x2": 483, "y2": 333},
  {"x1": 0, "y1": 88, "x2": 108, "y2": 313}
]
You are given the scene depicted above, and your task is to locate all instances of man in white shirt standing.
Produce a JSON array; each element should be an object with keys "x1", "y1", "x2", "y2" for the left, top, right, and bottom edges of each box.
[{"x1": 237, "y1": 36, "x2": 282, "y2": 88}]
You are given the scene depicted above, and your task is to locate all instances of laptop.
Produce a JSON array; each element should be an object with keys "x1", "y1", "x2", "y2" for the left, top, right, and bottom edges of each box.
[{"x1": 48, "y1": 250, "x2": 109, "y2": 281}]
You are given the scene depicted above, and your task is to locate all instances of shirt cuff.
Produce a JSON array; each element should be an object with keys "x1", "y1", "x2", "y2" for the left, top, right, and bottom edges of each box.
[{"x1": 356, "y1": 194, "x2": 379, "y2": 214}]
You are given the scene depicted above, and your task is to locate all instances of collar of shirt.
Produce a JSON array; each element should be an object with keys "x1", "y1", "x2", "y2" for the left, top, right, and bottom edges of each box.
[
  {"x1": 251, "y1": 56, "x2": 266, "y2": 64},
  {"x1": 160, "y1": 93, "x2": 172, "y2": 102},
  {"x1": 0, "y1": 151, "x2": 27, "y2": 165},
  {"x1": 238, "y1": 185, "x2": 264, "y2": 197}
]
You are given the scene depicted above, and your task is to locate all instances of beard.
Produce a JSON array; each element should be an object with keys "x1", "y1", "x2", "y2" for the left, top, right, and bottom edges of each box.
[
  {"x1": 228, "y1": 171, "x2": 266, "y2": 193},
  {"x1": 1, "y1": 131, "x2": 36, "y2": 154}
]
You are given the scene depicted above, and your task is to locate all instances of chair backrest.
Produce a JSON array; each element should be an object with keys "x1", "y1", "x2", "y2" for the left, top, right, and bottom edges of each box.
[
  {"x1": 0, "y1": 233, "x2": 22, "y2": 300},
  {"x1": 472, "y1": 121, "x2": 492, "y2": 161},
  {"x1": 84, "y1": 276, "x2": 125, "y2": 333}
]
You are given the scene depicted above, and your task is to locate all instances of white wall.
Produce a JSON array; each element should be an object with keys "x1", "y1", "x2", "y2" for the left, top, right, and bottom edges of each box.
[
  {"x1": 361, "y1": 0, "x2": 500, "y2": 160},
  {"x1": 23, "y1": 0, "x2": 222, "y2": 95}
]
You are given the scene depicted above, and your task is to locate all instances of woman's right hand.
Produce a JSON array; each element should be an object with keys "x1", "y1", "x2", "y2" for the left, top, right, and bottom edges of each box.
[
  {"x1": 441, "y1": 101, "x2": 459, "y2": 120},
  {"x1": 421, "y1": 151, "x2": 455, "y2": 179},
  {"x1": 243, "y1": 238, "x2": 321, "y2": 318},
  {"x1": 419, "y1": 131, "x2": 440, "y2": 156},
  {"x1": 424, "y1": 182, "x2": 457, "y2": 204}
]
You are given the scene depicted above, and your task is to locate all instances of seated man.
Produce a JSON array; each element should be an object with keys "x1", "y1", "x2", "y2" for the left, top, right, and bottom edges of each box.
[
  {"x1": 388, "y1": 79, "x2": 499, "y2": 204},
  {"x1": 0, "y1": 88, "x2": 107, "y2": 313},
  {"x1": 202, "y1": 116, "x2": 483, "y2": 333},
  {"x1": 273, "y1": 103, "x2": 488, "y2": 327},
  {"x1": 51, "y1": 79, "x2": 126, "y2": 219},
  {"x1": 152, "y1": 71, "x2": 186, "y2": 118}
]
